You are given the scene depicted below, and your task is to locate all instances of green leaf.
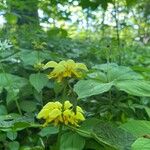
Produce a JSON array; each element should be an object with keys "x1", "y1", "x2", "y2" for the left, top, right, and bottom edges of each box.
[
  {"x1": 74, "y1": 80, "x2": 112, "y2": 99},
  {"x1": 29, "y1": 73, "x2": 49, "y2": 92},
  {"x1": 0, "y1": 113, "x2": 21, "y2": 121},
  {"x1": 60, "y1": 131, "x2": 85, "y2": 150},
  {"x1": 120, "y1": 120, "x2": 150, "y2": 138},
  {"x1": 54, "y1": 81, "x2": 64, "y2": 95},
  {"x1": 85, "y1": 139, "x2": 104, "y2": 150},
  {"x1": 74, "y1": 63, "x2": 150, "y2": 98},
  {"x1": 115, "y1": 80, "x2": 150, "y2": 97},
  {"x1": 92, "y1": 122, "x2": 135, "y2": 150},
  {"x1": 145, "y1": 107, "x2": 150, "y2": 118},
  {"x1": 0, "y1": 73, "x2": 28, "y2": 89},
  {"x1": 80, "y1": 118, "x2": 102, "y2": 132},
  {"x1": 7, "y1": 131, "x2": 17, "y2": 141},
  {"x1": 72, "y1": 119, "x2": 135, "y2": 150},
  {"x1": 0, "y1": 105, "x2": 7, "y2": 115},
  {"x1": 6, "y1": 89, "x2": 19, "y2": 105},
  {"x1": 39, "y1": 126, "x2": 59, "y2": 137},
  {"x1": 5, "y1": 13, "x2": 18, "y2": 24},
  {"x1": 20, "y1": 50, "x2": 49, "y2": 66},
  {"x1": 126, "y1": 0, "x2": 137, "y2": 7},
  {"x1": 13, "y1": 122, "x2": 31, "y2": 131},
  {"x1": 20, "y1": 100, "x2": 37, "y2": 112},
  {"x1": 8, "y1": 141, "x2": 20, "y2": 150},
  {"x1": 132, "y1": 138, "x2": 150, "y2": 150},
  {"x1": 0, "y1": 132, "x2": 6, "y2": 141}
]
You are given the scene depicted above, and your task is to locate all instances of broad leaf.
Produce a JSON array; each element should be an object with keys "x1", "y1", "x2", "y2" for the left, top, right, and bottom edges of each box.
[
  {"x1": 0, "y1": 73, "x2": 28, "y2": 89},
  {"x1": 74, "y1": 63, "x2": 150, "y2": 98},
  {"x1": 120, "y1": 120, "x2": 150, "y2": 137},
  {"x1": 74, "y1": 80, "x2": 112, "y2": 99},
  {"x1": 60, "y1": 131, "x2": 85, "y2": 150},
  {"x1": 93, "y1": 122, "x2": 135, "y2": 150},
  {"x1": 132, "y1": 138, "x2": 150, "y2": 150},
  {"x1": 76, "y1": 119, "x2": 135, "y2": 150},
  {"x1": 115, "y1": 80, "x2": 150, "y2": 97},
  {"x1": 0, "y1": 105, "x2": 7, "y2": 115},
  {"x1": 20, "y1": 100, "x2": 37, "y2": 112},
  {"x1": 39, "y1": 126, "x2": 59, "y2": 137},
  {"x1": 7, "y1": 131, "x2": 17, "y2": 141},
  {"x1": 29, "y1": 73, "x2": 49, "y2": 92},
  {"x1": 6, "y1": 89, "x2": 19, "y2": 105},
  {"x1": 8, "y1": 141, "x2": 20, "y2": 150}
]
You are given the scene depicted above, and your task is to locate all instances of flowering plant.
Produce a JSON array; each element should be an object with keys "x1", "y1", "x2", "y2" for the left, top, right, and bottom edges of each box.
[
  {"x1": 43, "y1": 59, "x2": 88, "y2": 82},
  {"x1": 37, "y1": 100, "x2": 85, "y2": 127}
]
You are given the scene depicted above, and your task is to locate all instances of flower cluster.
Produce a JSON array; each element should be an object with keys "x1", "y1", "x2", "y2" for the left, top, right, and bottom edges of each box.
[
  {"x1": 37, "y1": 100, "x2": 85, "y2": 126},
  {"x1": 34, "y1": 62, "x2": 44, "y2": 70},
  {"x1": 43, "y1": 59, "x2": 88, "y2": 82}
]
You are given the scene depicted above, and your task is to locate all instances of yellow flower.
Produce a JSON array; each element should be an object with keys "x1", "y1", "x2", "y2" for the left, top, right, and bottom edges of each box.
[
  {"x1": 43, "y1": 59, "x2": 88, "y2": 82},
  {"x1": 37, "y1": 100, "x2": 85, "y2": 127},
  {"x1": 37, "y1": 101, "x2": 63, "y2": 126},
  {"x1": 62, "y1": 104, "x2": 85, "y2": 126},
  {"x1": 64, "y1": 100, "x2": 73, "y2": 110}
]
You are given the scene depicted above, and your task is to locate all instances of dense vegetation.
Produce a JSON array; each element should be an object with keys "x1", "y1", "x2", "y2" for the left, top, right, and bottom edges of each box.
[{"x1": 0, "y1": 0, "x2": 150, "y2": 149}]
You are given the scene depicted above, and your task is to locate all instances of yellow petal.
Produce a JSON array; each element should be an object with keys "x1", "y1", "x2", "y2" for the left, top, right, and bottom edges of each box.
[
  {"x1": 37, "y1": 108, "x2": 50, "y2": 119},
  {"x1": 53, "y1": 64, "x2": 65, "y2": 73},
  {"x1": 76, "y1": 63, "x2": 88, "y2": 71},
  {"x1": 50, "y1": 65, "x2": 65, "y2": 78},
  {"x1": 53, "y1": 118, "x2": 60, "y2": 126},
  {"x1": 48, "y1": 108, "x2": 62, "y2": 121},
  {"x1": 63, "y1": 109, "x2": 72, "y2": 116},
  {"x1": 75, "y1": 112, "x2": 85, "y2": 121},
  {"x1": 64, "y1": 101, "x2": 73, "y2": 110},
  {"x1": 43, "y1": 101, "x2": 62, "y2": 110},
  {"x1": 71, "y1": 70, "x2": 82, "y2": 78},
  {"x1": 54, "y1": 102, "x2": 62, "y2": 109},
  {"x1": 76, "y1": 106, "x2": 84, "y2": 113},
  {"x1": 43, "y1": 102, "x2": 55, "y2": 109},
  {"x1": 58, "y1": 60, "x2": 66, "y2": 66},
  {"x1": 66, "y1": 59, "x2": 76, "y2": 67},
  {"x1": 43, "y1": 61, "x2": 57, "y2": 69}
]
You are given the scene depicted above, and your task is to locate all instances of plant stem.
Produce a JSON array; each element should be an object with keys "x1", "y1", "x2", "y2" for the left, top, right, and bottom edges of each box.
[
  {"x1": 57, "y1": 125, "x2": 63, "y2": 149},
  {"x1": 15, "y1": 98, "x2": 23, "y2": 115}
]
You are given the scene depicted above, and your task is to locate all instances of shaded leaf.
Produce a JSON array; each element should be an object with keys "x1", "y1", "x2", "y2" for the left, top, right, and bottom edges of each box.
[
  {"x1": 7, "y1": 131, "x2": 17, "y2": 141},
  {"x1": 0, "y1": 73, "x2": 28, "y2": 89},
  {"x1": 29, "y1": 73, "x2": 49, "y2": 92},
  {"x1": 8, "y1": 141, "x2": 20, "y2": 150},
  {"x1": 39, "y1": 126, "x2": 59, "y2": 137},
  {"x1": 20, "y1": 100, "x2": 37, "y2": 112},
  {"x1": 93, "y1": 122, "x2": 135, "y2": 150},
  {"x1": 60, "y1": 131, "x2": 85, "y2": 150}
]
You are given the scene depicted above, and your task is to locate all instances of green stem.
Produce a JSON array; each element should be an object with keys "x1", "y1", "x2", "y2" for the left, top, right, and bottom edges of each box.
[
  {"x1": 62, "y1": 80, "x2": 68, "y2": 101},
  {"x1": 67, "y1": 82, "x2": 77, "y2": 113},
  {"x1": 57, "y1": 125, "x2": 63, "y2": 149},
  {"x1": 15, "y1": 98, "x2": 22, "y2": 115}
]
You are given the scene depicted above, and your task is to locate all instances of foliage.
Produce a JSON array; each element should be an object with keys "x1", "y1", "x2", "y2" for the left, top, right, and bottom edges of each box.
[{"x1": 0, "y1": 0, "x2": 150, "y2": 149}]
